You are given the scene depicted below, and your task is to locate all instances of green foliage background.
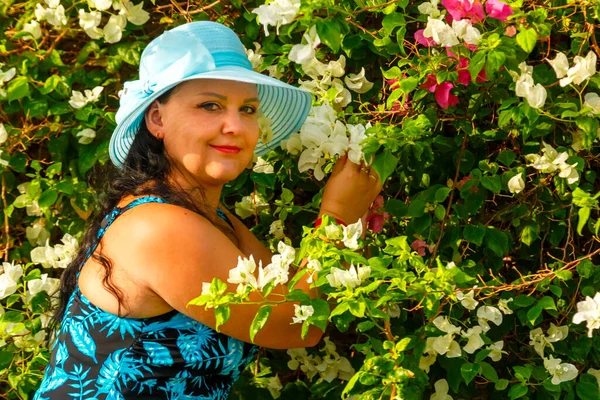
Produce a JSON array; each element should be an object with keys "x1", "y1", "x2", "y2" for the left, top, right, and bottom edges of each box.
[{"x1": 1, "y1": 0, "x2": 600, "y2": 399}]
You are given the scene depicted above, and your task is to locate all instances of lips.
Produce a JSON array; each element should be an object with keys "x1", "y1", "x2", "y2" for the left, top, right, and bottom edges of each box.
[{"x1": 210, "y1": 145, "x2": 241, "y2": 154}]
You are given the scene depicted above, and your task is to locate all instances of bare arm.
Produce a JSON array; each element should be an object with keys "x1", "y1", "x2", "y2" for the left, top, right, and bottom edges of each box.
[{"x1": 219, "y1": 206, "x2": 273, "y2": 266}]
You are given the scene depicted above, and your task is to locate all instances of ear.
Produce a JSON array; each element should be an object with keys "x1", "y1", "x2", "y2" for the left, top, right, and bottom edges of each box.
[{"x1": 144, "y1": 100, "x2": 165, "y2": 140}]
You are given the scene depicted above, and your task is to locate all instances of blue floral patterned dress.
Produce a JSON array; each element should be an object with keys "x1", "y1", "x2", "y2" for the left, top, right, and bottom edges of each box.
[{"x1": 34, "y1": 196, "x2": 258, "y2": 399}]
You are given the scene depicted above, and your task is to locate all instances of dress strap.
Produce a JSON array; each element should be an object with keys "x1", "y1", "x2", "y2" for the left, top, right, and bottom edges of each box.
[{"x1": 82, "y1": 196, "x2": 167, "y2": 266}]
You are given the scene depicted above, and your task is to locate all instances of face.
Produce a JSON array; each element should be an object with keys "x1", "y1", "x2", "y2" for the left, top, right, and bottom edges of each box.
[{"x1": 145, "y1": 79, "x2": 260, "y2": 189}]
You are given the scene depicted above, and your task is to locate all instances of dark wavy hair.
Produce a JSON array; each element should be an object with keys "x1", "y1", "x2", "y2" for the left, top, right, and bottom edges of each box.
[{"x1": 51, "y1": 90, "x2": 237, "y2": 330}]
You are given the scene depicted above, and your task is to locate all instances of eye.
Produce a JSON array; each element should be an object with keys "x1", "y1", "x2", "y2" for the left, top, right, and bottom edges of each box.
[
  {"x1": 241, "y1": 105, "x2": 257, "y2": 115},
  {"x1": 198, "y1": 102, "x2": 221, "y2": 111}
]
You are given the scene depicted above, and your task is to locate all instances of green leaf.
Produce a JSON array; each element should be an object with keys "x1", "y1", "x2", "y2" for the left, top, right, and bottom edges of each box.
[
  {"x1": 577, "y1": 380, "x2": 600, "y2": 400},
  {"x1": 526, "y1": 305, "x2": 542, "y2": 325},
  {"x1": 468, "y1": 51, "x2": 487, "y2": 83},
  {"x1": 516, "y1": 28, "x2": 538, "y2": 53},
  {"x1": 555, "y1": 270, "x2": 573, "y2": 281},
  {"x1": 7, "y1": 76, "x2": 30, "y2": 103},
  {"x1": 38, "y1": 189, "x2": 58, "y2": 208},
  {"x1": 384, "y1": 199, "x2": 408, "y2": 218},
  {"x1": 520, "y1": 222, "x2": 539, "y2": 246},
  {"x1": 509, "y1": 383, "x2": 528, "y2": 399},
  {"x1": 497, "y1": 150, "x2": 517, "y2": 167},
  {"x1": 513, "y1": 295, "x2": 536, "y2": 308},
  {"x1": 495, "y1": 379, "x2": 509, "y2": 391},
  {"x1": 485, "y1": 227, "x2": 509, "y2": 256},
  {"x1": 513, "y1": 366, "x2": 531, "y2": 381},
  {"x1": 461, "y1": 362, "x2": 479, "y2": 385},
  {"x1": 372, "y1": 150, "x2": 398, "y2": 183},
  {"x1": 578, "y1": 207, "x2": 591, "y2": 235},
  {"x1": 486, "y1": 50, "x2": 506, "y2": 76},
  {"x1": 481, "y1": 175, "x2": 502, "y2": 193},
  {"x1": 537, "y1": 296, "x2": 557, "y2": 311},
  {"x1": 316, "y1": 20, "x2": 342, "y2": 53},
  {"x1": 480, "y1": 361, "x2": 499, "y2": 382},
  {"x1": 249, "y1": 305, "x2": 272, "y2": 343},
  {"x1": 435, "y1": 187, "x2": 452, "y2": 202},
  {"x1": 348, "y1": 299, "x2": 367, "y2": 318},
  {"x1": 214, "y1": 305, "x2": 230, "y2": 332},
  {"x1": 381, "y1": 12, "x2": 405, "y2": 36},
  {"x1": 308, "y1": 298, "x2": 330, "y2": 332},
  {"x1": 463, "y1": 224, "x2": 486, "y2": 246},
  {"x1": 577, "y1": 260, "x2": 595, "y2": 279}
]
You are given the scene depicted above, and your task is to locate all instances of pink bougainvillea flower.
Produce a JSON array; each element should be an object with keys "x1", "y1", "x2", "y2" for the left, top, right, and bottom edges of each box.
[
  {"x1": 415, "y1": 29, "x2": 437, "y2": 47},
  {"x1": 410, "y1": 239, "x2": 433, "y2": 256},
  {"x1": 435, "y1": 82, "x2": 459, "y2": 109},
  {"x1": 485, "y1": 0, "x2": 513, "y2": 22},
  {"x1": 455, "y1": 57, "x2": 488, "y2": 85},
  {"x1": 441, "y1": 0, "x2": 485, "y2": 23},
  {"x1": 421, "y1": 74, "x2": 438, "y2": 92},
  {"x1": 505, "y1": 25, "x2": 517, "y2": 37},
  {"x1": 366, "y1": 195, "x2": 390, "y2": 233},
  {"x1": 421, "y1": 75, "x2": 459, "y2": 109}
]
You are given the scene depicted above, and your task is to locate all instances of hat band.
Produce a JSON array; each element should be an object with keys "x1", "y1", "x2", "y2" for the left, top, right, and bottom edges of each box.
[{"x1": 212, "y1": 51, "x2": 253, "y2": 70}]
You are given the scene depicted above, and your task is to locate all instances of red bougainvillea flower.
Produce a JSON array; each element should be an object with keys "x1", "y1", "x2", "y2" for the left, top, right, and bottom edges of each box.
[
  {"x1": 414, "y1": 29, "x2": 437, "y2": 47},
  {"x1": 485, "y1": 0, "x2": 514, "y2": 21},
  {"x1": 410, "y1": 239, "x2": 433, "y2": 256},
  {"x1": 435, "y1": 82, "x2": 459, "y2": 109},
  {"x1": 421, "y1": 74, "x2": 459, "y2": 109},
  {"x1": 455, "y1": 56, "x2": 488, "y2": 85},
  {"x1": 441, "y1": 0, "x2": 485, "y2": 23},
  {"x1": 366, "y1": 195, "x2": 390, "y2": 233}
]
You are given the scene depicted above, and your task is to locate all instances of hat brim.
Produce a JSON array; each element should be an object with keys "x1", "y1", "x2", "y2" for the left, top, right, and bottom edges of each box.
[{"x1": 109, "y1": 66, "x2": 312, "y2": 168}]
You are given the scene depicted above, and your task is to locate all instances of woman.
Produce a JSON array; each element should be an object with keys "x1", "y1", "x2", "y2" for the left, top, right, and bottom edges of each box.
[{"x1": 34, "y1": 21, "x2": 381, "y2": 399}]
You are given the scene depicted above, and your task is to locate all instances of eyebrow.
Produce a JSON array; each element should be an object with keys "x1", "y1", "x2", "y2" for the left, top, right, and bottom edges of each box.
[{"x1": 197, "y1": 92, "x2": 259, "y2": 103}]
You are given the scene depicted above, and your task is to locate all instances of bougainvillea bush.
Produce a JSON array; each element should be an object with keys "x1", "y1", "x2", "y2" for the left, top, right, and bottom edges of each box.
[{"x1": 1, "y1": 0, "x2": 600, "y2": 398}]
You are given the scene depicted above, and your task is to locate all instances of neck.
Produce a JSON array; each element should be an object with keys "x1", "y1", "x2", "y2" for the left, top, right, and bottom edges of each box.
[{"x1": 167, "y1": 172, "x2": 223, "y2": 214}]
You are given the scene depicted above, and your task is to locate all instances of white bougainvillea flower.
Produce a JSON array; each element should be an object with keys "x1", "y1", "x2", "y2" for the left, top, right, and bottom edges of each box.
[
  {"x1": 228, "y1": 255, "x2": 259, "y2": 289},
  {"x1": 22, "y1": 20, "x2": 42, "y2": 40},
  {"x1": 245, "y1": 42, "x2": 263, "y2": 71},
  {"x1": 69, "y1": 86, "x2": 104, "y2": 109},
  {"x1": 451, "y1": 19, "x2": 481, "y2": 45},
  {"x1": 423, "y1": 17, "x2": 459, "y2": 47},
  {"x1": 588, "y1": 368, "x2": 600, "y2": 387},
  {"x1": 90, "y1": 0, "x2": 112, "y2": 11},
  {"x1": 456, "y1": 290, "x2": 478, "y2": 310},
  {"x1": 292, "y1": 304, "x2": 314, "y2": 324},
  {"x1": 234, "y1": 191, "x2": 269, "y2": 219},
  {"x1": 508, "y1": 173, "x2": 525, "y2": 194},
  {"x1": 544, "y1": 356, "x2": 579, "y2": 385},
  {"x1": 431, "y1": 379, "x2": 453, "y2": 400},
  {"x1": 433, "y1": 316, "x2": 461, "y2": 335},
  {"x1": 269, "y1": 220, "x2": 285, "y2": 239},
  {"x1": 324, "y1": 224, "x2": 342, "y2": 240},
  {"x1": 27, "y1": 273, "x2": 60, "y2": 299},
  {"x1": 0, "y1": 123, "x2": 7, "y2": 144},
  {"x1": 289, "y1": 26, "x2": 321, "y2": 66},
  {"x1": 305, "y1": 258, "x2": 322, "y2": 283},
  {"x1": 526, "y1": 141, "x2": 579, "y2": 184},
  {"x1": 432, "y1": 333, "x2": 461, "y2": 357},
  {"x1": 573, "y1": 292, "x2": 600, "y2": 338},
  {"x1": 0, "y1": 65, "x2": 16, "y2": 98},
  {"x1": 419, "y1": 352, "x2": 437, "y2": 373},
  {"x1": 342, "y1": 220, "x2": 363, "y2": 249},
  {"x1": 76, "y1": 128, "x2": 96, "y2": 145},
  {"x1": 78, "y1": 9, "x2": 101, "y2": 30},
  {"x1": 44, "y1": 5, "x2": 68, "y2": 27},
  {"x1": 583, "y1": 93, "x2": 600, "y2": 115},
  {"x1": 418, "y1": 0, "x2": 441, "y2": 17},
  {"x1": 462, "y1": 326, "x2": 485, "y2": 354},
  {"x1": 498, "y1": 298, "x2": 514, "y2": 314},
  {"x1": 282, "y1": 132, "x2": 302, "y2": 155},
  {"x1": 26, "y1": 219, "x2": 50, "y2": 246},
  {"x1": 0, "y1": 262, "x2": 23, "y2": 300},
  {"x1": 267, "y1": 375, "x2": 283, "y2": 399},
  {"x1": 252, "y1": 157, "x2": 274, "y2": 174},
  {"x1": 559, "y1": 51, "x2": 597, "y2": 87},
  {"x1": 548, "y1": 52, "x2": 569, "y2": 79},
  {"x1": 477, "y1": 306, "x2": 503, "y2": 332},
  {"x1": 487, "y1": 341, "x2": 505, "y2": 362},
  {"x1": 122, "y1": 1, "x2": 150, "y2": 25},
  {"x1": 277, "y1": 241, "x2": 296, "y2": 265},
  {"x1": 251, "y1": 0, "x2": 300, "y2": 37},
  {"x1": 104, "y1": 13, "x2": 127, "y2": 43},
  {"x1": 53, "y1": 234, "x2": 79, "y2": 269},
  {"x1": 346, "y1": 123, "x2": 369, "y2": 164},
  {"x1": 513, "y1": 62, "x2": 547, "y2": 109},
  {"x1": 326, "y1": 264, "x2": 370, "y2": 289},
  {"x1": 344, "y1": 68, "x2": 374, "y2": 94},
  {"x1": 267, "y1": 64, "x2": 285, "y2": 79}
]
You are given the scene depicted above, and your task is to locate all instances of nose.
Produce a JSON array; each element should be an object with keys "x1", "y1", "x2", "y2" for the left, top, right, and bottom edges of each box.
[{"x1": 221, "y1": 108, "x2": 244, "y2": 135}]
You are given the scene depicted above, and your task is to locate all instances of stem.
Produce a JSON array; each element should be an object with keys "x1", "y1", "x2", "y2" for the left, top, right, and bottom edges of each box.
[{"x1": 1, "y1": 174, "x2": 9, "y2": 262}]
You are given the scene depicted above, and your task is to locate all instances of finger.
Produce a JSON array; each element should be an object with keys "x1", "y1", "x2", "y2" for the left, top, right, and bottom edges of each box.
[{"x1": 331, "y1": 154, "x2": 347, "y2": 176}]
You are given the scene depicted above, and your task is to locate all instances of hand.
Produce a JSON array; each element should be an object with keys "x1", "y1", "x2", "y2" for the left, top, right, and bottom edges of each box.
[{"x1": 319, "y1": 154, "x2": 383, "y2": 225}]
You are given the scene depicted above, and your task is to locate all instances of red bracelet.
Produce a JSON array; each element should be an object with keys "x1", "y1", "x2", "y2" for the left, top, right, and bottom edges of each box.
[{"x1": 315, "y1": 216, "x2": 347, "y2": 227}]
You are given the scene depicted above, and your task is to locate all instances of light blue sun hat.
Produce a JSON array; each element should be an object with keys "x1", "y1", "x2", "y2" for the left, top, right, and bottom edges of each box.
[{"x1": 109, "y1": 21, "x2": 312, "y2": 168}]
